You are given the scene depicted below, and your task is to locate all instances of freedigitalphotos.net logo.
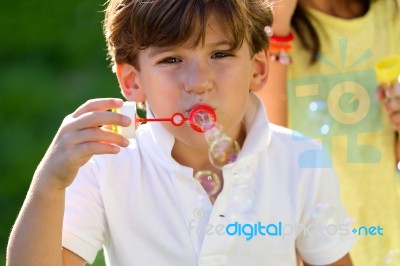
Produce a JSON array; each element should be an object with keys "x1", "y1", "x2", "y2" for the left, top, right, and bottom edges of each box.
[
  {"x1": 189, "y1": 219, "x2": 383, "y2": 241},
  {"x1": 189, "y1": 209, "x2": 383, "y2": 241}
]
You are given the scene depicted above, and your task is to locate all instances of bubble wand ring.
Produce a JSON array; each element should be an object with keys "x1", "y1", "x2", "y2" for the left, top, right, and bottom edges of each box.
[{"x1": 188, "y1": 105, "x2": 217, "y2": 132}]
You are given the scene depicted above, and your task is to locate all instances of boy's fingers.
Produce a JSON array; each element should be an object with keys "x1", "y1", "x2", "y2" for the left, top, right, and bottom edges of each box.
[
  {"x1": 76, "y1": 142, "x2": 121, "y2": 156},
  {"x1": 72, "y1": 98, "x2": 124, "y2": 118},
  {"x1": 72, "y1": 111, "x2": 131, "y2": 130},
  {"x1": 102, "y1": 125, "x2": 113, "y2": 130},
  {"x1": 75, "y1": 127, "x2": 129, "y2": 147}
]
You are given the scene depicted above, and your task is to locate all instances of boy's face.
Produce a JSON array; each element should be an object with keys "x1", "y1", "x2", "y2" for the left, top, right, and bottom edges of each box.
[{"x1": 126, "y1": 16, "x2": 266, "y2": 148}]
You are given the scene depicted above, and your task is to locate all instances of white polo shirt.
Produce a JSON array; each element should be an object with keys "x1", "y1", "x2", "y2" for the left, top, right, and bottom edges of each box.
[{"x1": 62, "y1": 94, "x2": 355, "y2": 265}]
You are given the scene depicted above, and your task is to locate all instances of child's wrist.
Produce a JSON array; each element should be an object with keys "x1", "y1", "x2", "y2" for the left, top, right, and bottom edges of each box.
[
  {"x1": 267, "y1": 31, "x2": 294, "y2": 65},
  {"x1": 271, "y1": 23, "x2": 292, "y2": 37},
  {"x1": 30, "y1": 174, "x2": 67, "y2": 205},
  {"x1": 34, "y1": 161, "x2": 71, "y2": 192}
]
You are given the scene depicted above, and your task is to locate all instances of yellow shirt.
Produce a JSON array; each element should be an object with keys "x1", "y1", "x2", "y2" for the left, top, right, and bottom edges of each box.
[{"x1": 287, "y1": 0, "x2": 400, "y2": 265}]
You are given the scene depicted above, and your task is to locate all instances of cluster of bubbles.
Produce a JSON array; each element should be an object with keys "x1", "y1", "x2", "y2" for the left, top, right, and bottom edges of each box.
[
  {"x1": 226, "y1": 166, "x2": 256, "y2": 219},
  {"x1": 308, "y1": 101, "x2": 331, "y2": 136},
  {"x1": 190, "y1": 107, "x2": 256, "y2": 220},
  {"x1": 310, "y1": 202, "x2": 341, "y2": 227},
  {"x1": 304, "y1": 202, "x2": 355, "y2": 244},
  {"x1": 191, "y1": 109, "x2": 241, "y2": 197}
]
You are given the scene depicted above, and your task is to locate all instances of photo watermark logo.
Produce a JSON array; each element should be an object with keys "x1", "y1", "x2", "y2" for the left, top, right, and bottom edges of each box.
[
  {"x1": 189, "y1": 219, "x2": 383, "y2": 241},
  {"x1": 189, "y1": 208, "x2": 383, "y2": 241}
]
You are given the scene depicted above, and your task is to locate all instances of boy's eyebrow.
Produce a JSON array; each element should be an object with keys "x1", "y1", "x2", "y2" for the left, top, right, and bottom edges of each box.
[
  {"x1": 148, "y1": 40, "x2": 233, "y2": 58},
  {"x1": 148, "y1": 46, "x2": 175, "y2": 58},
  {"x1": 206, "y1": 40, "x2": 238, "y2": 54},
  {"x1": 206, "y1": 40, "x2": 233, "y2": 48}
]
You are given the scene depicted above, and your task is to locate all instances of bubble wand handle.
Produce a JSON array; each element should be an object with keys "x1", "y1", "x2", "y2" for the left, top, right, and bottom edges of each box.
[
  {"x1": 136, "y1": 112, "x2": 188, "y2": 126},
  {"x1": 137, "y1": 117, "x2": 178, "y2": 122}
]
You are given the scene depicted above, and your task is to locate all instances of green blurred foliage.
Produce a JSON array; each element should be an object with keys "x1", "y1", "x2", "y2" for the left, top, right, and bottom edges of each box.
[{"x1": 0, "y1": 0, "x2": 122, "y2": 264}]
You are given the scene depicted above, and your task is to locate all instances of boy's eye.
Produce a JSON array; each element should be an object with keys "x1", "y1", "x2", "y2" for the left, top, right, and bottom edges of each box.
[
  {"x1": 212, "y1": 51, "x2": 233, "y2": 59},
  {"x1": 159, "y1": 57, "x2": 181, "y2": 64}
]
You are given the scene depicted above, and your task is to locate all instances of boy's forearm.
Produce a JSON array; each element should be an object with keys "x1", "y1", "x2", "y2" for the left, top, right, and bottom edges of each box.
[
  {"x1": 303, "y1": 254, "x2": 353, "y2": 266},
  {"x1": 7, "y1": 98, "x2": 128, "y2": 266},
  {"x1": 7, "y1": 170, "x2": 66, "y2": 266}
]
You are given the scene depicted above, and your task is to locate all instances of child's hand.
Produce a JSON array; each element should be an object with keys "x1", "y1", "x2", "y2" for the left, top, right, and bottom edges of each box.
[
  {"x1": 377, "y1": 84, "x2": 400, "y2": 163},
  {"x1": 376, "y1": 84, "x2": 400, "y2": 131},
  {"x1": 271, "y1": 0, "x2": 298, "y2": 36},
  {"x1": 38, "y1": 98, "x2": 131, "y2": 190}
]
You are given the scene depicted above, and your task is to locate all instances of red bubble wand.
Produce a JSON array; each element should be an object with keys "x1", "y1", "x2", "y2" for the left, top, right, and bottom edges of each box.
[
  {"x1": 113, "y1": 104, "x2": 216, "y2": 138},
  {"x1": 136, "y1": 105, "x2": 216, "y2": 133}
]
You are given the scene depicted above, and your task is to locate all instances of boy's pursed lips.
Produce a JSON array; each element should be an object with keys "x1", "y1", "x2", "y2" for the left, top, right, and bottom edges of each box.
[{"x1": 185, "y1": 104, "x2": 217, "y2": 115}]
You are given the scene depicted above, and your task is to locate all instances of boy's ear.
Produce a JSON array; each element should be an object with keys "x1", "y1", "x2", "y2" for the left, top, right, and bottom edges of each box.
[
  {"x1": 116, "y1": 63, "x2": 146, "y2": 102},
  {"x1": 250, "y1": 50, "x2": 269, "y2": 92}
]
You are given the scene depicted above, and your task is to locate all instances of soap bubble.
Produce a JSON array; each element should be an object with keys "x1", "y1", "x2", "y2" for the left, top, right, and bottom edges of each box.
[
  {"x1": 193, "y1": 110, "x2": 215, "y2": 131},
  {"x1": 303, "y1": 202, "x2": 350, "y2": 239},
  {"x1": 232, "y1": 166, "x2": 255, "y2": 186},
  {"x1": 208, "y1": 136, "x2": 240, "y2": 169},
  {"x1": 384, "y1": 249, "x2": 400, "y2": 266},
  {"x1": 228, "y1": 183, "x2": 255, "y2": 213},
  {"x1": 204, "y1": 123, "x2": 224, "y2": 144},
  {"x1": 194, "y1": 170, "x2": 221, "y2": 197},
  {"x1": 188, "y1": 105, "x2": 216, "y2": 132},
  {"x1": 307, "y1": 101, "x2": 331, "y2": 137},
  {"x1": 309, "y1": 202, "x2": 340, "y2": 227}
]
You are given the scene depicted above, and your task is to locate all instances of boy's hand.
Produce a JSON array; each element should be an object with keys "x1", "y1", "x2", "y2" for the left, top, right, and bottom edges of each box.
[
  {"x1": 38, "y1": 98, "x2": 131, "y2": 190},
  {"x1": 271, "y1": 0, "x2": 298, "y2": 36}
]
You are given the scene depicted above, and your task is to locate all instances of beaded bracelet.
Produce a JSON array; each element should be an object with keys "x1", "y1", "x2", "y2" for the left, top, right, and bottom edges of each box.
[
  {"x1": 269, "y1": 51, "x2": 292, "y2": 65},
  {"x1": 270, "y1": 32, "x2": 294, "y2": 43},
  {"x1": 265, "y1": 28, "x2": 294, "y2": 65},
  {"x1": 269, "y1": 43, "x2": 293, "y2": 53}
]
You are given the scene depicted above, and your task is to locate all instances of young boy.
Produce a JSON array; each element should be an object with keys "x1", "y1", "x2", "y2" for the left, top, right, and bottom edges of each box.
[{"x1": 7, "y1": 0, "x2": 354, "y2": 265}]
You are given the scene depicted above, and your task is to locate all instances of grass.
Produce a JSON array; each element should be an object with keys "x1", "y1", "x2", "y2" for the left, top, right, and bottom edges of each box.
[
  {"x1": 0, "y1": 251, "x2": 5, "y2": 265},
  {"x1": 0, "y1": 58, "x2": 116, "y2": 266},
  {"x1": 91, "y1": 249, "x2": 106, "y2": 265}
]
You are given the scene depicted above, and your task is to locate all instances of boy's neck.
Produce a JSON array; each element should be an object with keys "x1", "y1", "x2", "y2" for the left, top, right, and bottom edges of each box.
[{"x1": 172, "y1": 142, "x2": 217, "y2": 173}]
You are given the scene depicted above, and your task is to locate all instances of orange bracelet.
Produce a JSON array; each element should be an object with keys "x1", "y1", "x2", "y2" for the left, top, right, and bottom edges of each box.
[{"x1": 269, "y1": 43, "x2": 292, "y2": 53}]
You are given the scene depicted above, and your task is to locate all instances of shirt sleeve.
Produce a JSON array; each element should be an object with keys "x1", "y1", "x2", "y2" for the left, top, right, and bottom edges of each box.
[
  {"x1": 62, "y1": 158, "x2": 106, "y2": 264},
  {"x1": 296, "y1": 165, "x2": 356, "y2": 265}
]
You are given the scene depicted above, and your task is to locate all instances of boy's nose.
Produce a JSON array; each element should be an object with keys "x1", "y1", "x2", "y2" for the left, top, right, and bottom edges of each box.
[{"x1": 184, "y1": 62, "x2": 213, "y2": 94}]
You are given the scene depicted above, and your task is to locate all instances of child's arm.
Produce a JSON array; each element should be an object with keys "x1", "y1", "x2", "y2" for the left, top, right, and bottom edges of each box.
[
  {"x1": 303, "y1": 253, "x2": 352, "y2": 266},
  {"x1": 6, "y1": 98, "x2": 130, "y2": 266},
  {"x1": 256, "y1": 0, "x2": 297, "y2": 127}
]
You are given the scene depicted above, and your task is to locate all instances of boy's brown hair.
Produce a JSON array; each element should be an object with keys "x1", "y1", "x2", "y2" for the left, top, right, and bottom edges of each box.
[{"x1": 104, "y1": 0, "x2": 273, "y2": 70}]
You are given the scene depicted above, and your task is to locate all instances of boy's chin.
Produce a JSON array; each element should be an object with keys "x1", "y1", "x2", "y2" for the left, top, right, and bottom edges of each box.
[{"x1": 175, "y1": 133, "x2": 210, "y2": 149}]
